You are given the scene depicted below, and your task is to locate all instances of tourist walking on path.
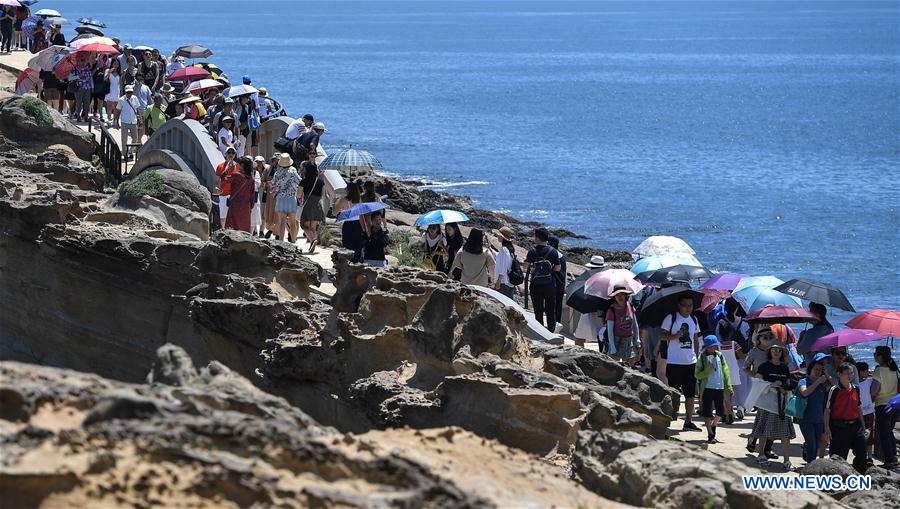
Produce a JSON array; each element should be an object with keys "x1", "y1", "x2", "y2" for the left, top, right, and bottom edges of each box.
[
  {"x1": 450, "y1": 228, "x2": 495, "y2": 287},
  {"x1": 223, "y1": 157, "x2": 255, "y2": 233},
  {"x1": 143, "y1": 95, "x2": 169, "y2": 138},
  {"x1": 209, "y1": 98, "x2": 236, "y2": 138},
  {"x1": 523, "y1": 227, "x2": 561, "y2": 331},
  {"x1": 695, "y1": 335, "x2": 732, "y2": 444},
  {"x1": 750, "y1": 343, "x2": 795, "y2": 470},
  {"x1": 855, "y1": 362, "x2": 879, "y2": 466},
  {"x1": 250, "y1": 156, "x2": 266, "y2": 237},
  {"x1": 825, "y1": 363, "x2": 869, "y2": 474},
  {"x1": 139, "y1": 51, "x2": 160, "y2": 92},
  {"x1": 548, "y1": 236, "x2": 566, "y2": 332},
  {"x1": 660, "y1": 293, "x2": 701, "y2": 432},
  {"x1": 13, "y1": 4, "x2": 27, "y2": 51},
  {"x1": 492, "y1": 227, "x2": 516, "y2": 298},
  {"x1": 339, "y1": 182, "x2": 366, "y2": 262},
  {"x1": 298, "y1": 151, "x2": 326, "y2": 253},
  {"x1": 104, "y1": 59, "x2": 122, "y2": 127},
  {"x1": 262, "y1": 155, "x2": 279, "y2": 239},
  {"x1": 217, "y1": 116, "x2": 236, "y2": 156},
  {"x1": 272, "y1": 153, "x2": 301, "y2": 243},
  {"x1": 133, "y1": 75, "x2": 151, "y2": 137},
  {"x1": 444, "y1": 222, "x2": 464, "y2": 277},
  {"x1": 872, "y1": 346, "x2": 898, "y2": 469},
  {"x1": 606, "y1": 286, "x2": 640, "y2": 367},
  {"x1": 0, "y1": 7, "x2": 14, "y2": 54},
  {"x1": 214, "y1": 147, "x2": 238, "y2": 228},
  {"x1": 362, "y1": 214, "x2": 391, "y2": 267},
  {"x1": 117, "y1": 86, "x2": 141, "y2": 161},
  {"x1": 73, "y1": 58, "x2": 94, "y2": 122},
  {"x1": 423, "y1": 224, "x2": 448, "y2": 273},
  {"x1": 797, "y1": 302, "x2": 834, "y2": 365},
  {"x1": 797, "y1": 355, "x2": 831, "y2": 464}
]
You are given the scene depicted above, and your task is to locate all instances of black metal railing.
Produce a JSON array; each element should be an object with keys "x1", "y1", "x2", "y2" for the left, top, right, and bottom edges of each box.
[{"x1": 96, "y1": 124, "x2": 123, "y2": 185}]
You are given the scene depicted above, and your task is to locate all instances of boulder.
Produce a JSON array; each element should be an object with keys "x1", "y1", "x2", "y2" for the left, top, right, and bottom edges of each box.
[
  {"x1": 133, "y1": 168, "x2": 212, "y2": 213},
  {"x1": 0, "y1": 96, "x2": 95, "y2": 161}
]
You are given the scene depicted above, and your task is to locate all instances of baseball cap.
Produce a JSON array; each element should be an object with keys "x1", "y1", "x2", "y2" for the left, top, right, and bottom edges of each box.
[
  {"x1": 124, "y1": 85, "x2": 134, "y2": 92},
  {"x1": 302, "y1": 113, "x2": 314, "y2": 122},
  {"x1": 313, "y1": 122, "x2": 327, "y2": 132},
  {"x1": 242, "y1": 75, "x2": 251, "y2": 84}
]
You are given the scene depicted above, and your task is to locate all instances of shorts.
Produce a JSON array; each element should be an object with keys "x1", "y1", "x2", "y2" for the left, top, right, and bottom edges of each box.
[
  {"x1": 14, "y1": 20, "x2": 22, "y2": 30},
  {"x1": 863, "y1": 413, "x2": 875, "y2": 446},
  {"x1": 218, "y1": 195, "x2": 229, "y2": 220},
  {"x1": 666, "y1": 362, "x2": 697, "y2": 398},
  {"x1": 701, "y1": 388, "x2": 725, "y2": 418},
  {"x1": 658, "y1": 340, "x2": 668, "y2": 360}
]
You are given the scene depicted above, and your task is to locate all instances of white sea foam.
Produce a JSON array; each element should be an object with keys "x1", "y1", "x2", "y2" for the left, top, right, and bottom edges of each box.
[{"x1": 419, "y1": 181, "x2": 490, "y2": 189}]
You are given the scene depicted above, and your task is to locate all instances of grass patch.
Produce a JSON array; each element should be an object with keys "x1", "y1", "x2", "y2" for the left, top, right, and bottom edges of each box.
[
  {"x1": 121, "y1": 170, "x2": 164, "y2": 200},
  {"x1": 21, "y1": 96, "x2": 53, "y2": 127},
  {"x1": 388, "y1": 229, "x2": 424, "y2": 268}
]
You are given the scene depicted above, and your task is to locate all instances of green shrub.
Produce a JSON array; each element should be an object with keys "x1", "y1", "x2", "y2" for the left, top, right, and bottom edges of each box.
[
  {"x1": 121, "y1": 171, "x2": 164, "y2": 200},
  {"x1": 388, "y1": 229, "x2": 424, "y2": 268},
  {"x1": 21, "y1": 96, "x2": 53, "y2": 127}
]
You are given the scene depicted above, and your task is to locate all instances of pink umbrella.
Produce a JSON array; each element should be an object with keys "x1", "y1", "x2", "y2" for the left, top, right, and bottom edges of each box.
[
  {"x1": 700, "y1": 288, "x2": 728, "y2": 313},
  {"x1": 15, "y1": 68, "x2": 39, "y2": 94},
  {"x1": 846, "y1": 309, "x2": 900, "y2": 337},
  {"x1": 167, "y1": 67, "x2": 210, "y2": 82},
  {"x1": 584, "y1": 269, "x2": 644, "y2": 299},
  {"x1": 745, "y1": 305, "x2": 818, "y2": 324},
  {"x1": 809, "y1": 329, "x2": 884, "y2": 352}
]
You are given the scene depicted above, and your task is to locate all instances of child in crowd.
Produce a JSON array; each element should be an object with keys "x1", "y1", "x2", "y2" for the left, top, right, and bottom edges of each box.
[
  {"x1": 695, "y1": 335, "x2": 732, "y2": 444},
  {"x1": 824, "y1": 363, "x2": 868, "y2": 474},
  {"x1": 855, "y1": 362, "x2": 879, "y2": 467}
]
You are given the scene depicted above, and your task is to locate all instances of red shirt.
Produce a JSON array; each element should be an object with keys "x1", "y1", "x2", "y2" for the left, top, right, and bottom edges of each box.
[
  {"x1": 215, "y1": 160, "x2": 237, "y2": 195},
  {"x1": 827, "y1": 384, "x2": 861, "y2": 421}
]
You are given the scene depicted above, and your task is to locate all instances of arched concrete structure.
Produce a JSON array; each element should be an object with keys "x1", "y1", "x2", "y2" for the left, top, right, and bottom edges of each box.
[
  {"x1": 258, "y1": 116, "x2": 293, "y2": 161},
  {"x1": 130, "y1": 149, "x2": 201, "y2": 181},
  {"x1": 137, "y1": 119, "x2": 224, "y2": 191}
]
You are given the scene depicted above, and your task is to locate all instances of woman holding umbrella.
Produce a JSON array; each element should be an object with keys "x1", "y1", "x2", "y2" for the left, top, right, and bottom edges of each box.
[
  {"x1": 750, "y1": 343, "x2": 796, "y2": 470},
  {"x1": 336, "y1": 182, "x2": 365, "y2": 262},
  {"x1": 422, "y1": 224, "x2": 448, "y2": 273},
  {"x1": 606, "y1": 286, "x2": 640, "y2": 367},
  {"x1": 444, "y1": 222, "x2": 464, "y2": 277},
  {"x1": 798, "y1": 302, "x2": 835, "y2": 365}
]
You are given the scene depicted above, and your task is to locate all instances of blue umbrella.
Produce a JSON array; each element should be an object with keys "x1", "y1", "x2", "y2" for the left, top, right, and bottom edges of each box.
[
  {"x1": 414, "y1": 209, "x2": 469, "y2": 227},
  {"x1": 20, "y1": 0, "x2": 40, "y2": 6},
  {"x1": 733, "y1": 275, "x2": 784, "y2": 294},
  {"x1": 733, "y1": 285, "x2": 801, "y2": 313},
  {"x1": 22, "y1": 14, "x2": 40, "y2": 36},
  {"x1": 336, "y1": 202, "x2": 389, "y2": 222},
  {"x1": 319, "y1": 147, "x2": 384, "y2": 175},
  {"x1": 886, "y1": 393, "x2": 900, "y2": 414},
  {"x1": 630, "y1": 254, "x2": 701, "y2": 275},
  {"x1": 76, "y1": 17, "x2": 106, "y2": 28}
]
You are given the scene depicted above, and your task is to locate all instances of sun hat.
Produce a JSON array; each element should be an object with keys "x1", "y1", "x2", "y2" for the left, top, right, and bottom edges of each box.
[
  {"x1": 258, "y1": 87, "x2": 267, "y2": 96},
  {"x1": 585, "y1": 255, "x2": 605, "y2": 268},
  {"x1": 702, "y1": 335, "x2": 721, "y2": 350},
  {"x1": 223, "y1": 97, "x2": 234, "y2": 105},
  {"x1": 497, "y1": 226, "x2": 514, "y2": 242},
  {"x1": 278, "y1": 153, "x2": 292, "y2": 167},
  {"x1": 124, "y1": 85, "x2": 134, "y2": 92},
  {"x1": 160, "y1": 83, "x2": 174, "y2": 93},
  {"x1": 765, "y1": 342, "x2": 786, "y2": 352},
  {"x1": 124, "y1": 43, "x2": 132, "y2": 50},
  {"x1": 254, "y1": 155, "x2": 265, "y2": 163},
  {"x1": 608, "y1": 286, "x2": 632, "y2": 298},
  {"x1": 178, "y1": 95, "x2": 201, "y2": 104},
  {"x1": 313, "y1": 122, "x2": 327, "y2": 132},
  {"x1": 222, "y1": 115, "x2": 234, "y2": 122},
  {"x1": 812, "y1": 352, "x2": 831, "y2": 363},
  {"x1": 225, "y1": 146, "x2": 236, "y2": 155}
]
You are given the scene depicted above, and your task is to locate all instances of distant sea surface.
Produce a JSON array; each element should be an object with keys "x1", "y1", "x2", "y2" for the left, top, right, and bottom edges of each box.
[{"x1": 72, "y1": 0, "x2": 898, "y2": 359}]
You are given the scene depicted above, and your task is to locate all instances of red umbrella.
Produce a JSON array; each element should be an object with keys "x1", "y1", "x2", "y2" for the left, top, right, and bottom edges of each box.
[
  {"x1": 809, "y1": 329, "x2": 884, "y2": 352},
  {"x1": 846, "y1": 309, "x2": 900, "y2": 337},
  {"x1": 15, "y1": 68, "x2": 39, "y2": 94},
  {"x1": 746, "y1": 305, "x2": 818, "y2": 324},
  {"x1": 74, "y1": 43, "x2": 120, "y2": 55},
  {"x1": 166, "y1": 67, "x2": 210, "y2": 82}
]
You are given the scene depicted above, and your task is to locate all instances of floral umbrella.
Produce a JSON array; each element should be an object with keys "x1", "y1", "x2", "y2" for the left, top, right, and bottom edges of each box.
[{"x1": 584, "y1": 269, "x2": 644, "y2": 299}]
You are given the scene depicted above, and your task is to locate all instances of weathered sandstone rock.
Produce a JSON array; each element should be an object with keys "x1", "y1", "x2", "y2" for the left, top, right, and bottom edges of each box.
[{"x1": 0, "y1": 96, "x2": 95, "y2": 161}]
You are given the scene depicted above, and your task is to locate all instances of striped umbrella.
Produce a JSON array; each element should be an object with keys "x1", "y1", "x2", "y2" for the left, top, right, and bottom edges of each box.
[{"x1": 319, "y1": 148, "x2": 384, "y2": 176}]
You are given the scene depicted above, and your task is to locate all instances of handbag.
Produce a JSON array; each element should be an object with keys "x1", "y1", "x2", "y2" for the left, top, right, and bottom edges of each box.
[
  {"x1": 274, "y1": 136, "x2": 292, "y2": 152},
  {"x1": 249, "y1": 115, "x2": 260, "y2": 130},
  {"x1": 784, "y1": 390, "x2": 808, "y2": 419}
]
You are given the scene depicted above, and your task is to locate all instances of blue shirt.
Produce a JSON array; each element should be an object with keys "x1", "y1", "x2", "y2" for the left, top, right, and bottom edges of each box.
[
  {"x1": 705, "y1": 354, "x2": 725, "y2": 389},
  {"x1": 799, "y1": 377, "x2": 827, "y2": 423}
]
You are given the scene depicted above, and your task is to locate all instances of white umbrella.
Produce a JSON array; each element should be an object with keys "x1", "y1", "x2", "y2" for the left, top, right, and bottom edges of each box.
[
  {"x1": 225, "y1": 84, "x2": 257, "y2": 98},
  {"x1": 633, "y1": 235, "x2": 696, "y2": 257},
  {"x1": 185, "y1": 78, "x2": 224, "y2": 94},
  {"x1": 27, "y1": 45, "x2": 70, "y2": 71},
  {"x1": 35, "y1": 8, "x2": 61, "y2": 17}
]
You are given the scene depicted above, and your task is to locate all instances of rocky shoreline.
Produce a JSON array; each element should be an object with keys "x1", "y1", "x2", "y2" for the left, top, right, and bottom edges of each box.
[{"x1": 2, "y1": 94, "x2": 897, "y2": 508}]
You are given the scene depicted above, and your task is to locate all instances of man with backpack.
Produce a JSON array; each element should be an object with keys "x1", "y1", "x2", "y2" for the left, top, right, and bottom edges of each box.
[
  {"x1": 522, "y1": 228, "x2": 561, "y2": 332},
  {"x1": 660, "y1": 293, "x2": 702, "y2": 431}
]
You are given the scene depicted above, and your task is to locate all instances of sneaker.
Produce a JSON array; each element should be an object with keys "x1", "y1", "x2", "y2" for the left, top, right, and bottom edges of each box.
[
  {"x1": 766, "y1": 451, "x2": 780, "y2": 460},
  {"x1": 707, "y1": 434, "x2": 718, "y2": 444},
  {"x1": 735, "y1": 407, "x2": 745, "y2": 420},
  {"x1": 683, "y1": 421, "x2": 702, "y2": 432}
]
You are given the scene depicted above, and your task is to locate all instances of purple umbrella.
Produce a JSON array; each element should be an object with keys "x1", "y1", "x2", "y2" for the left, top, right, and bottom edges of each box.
[
  {"x1": 886, "y1": 393, "x2": 900, "y2": 415},
  {"x1": 809, "y1": 328, "x2": 884, "y2": 352},
  {"x1": 701, "y1": 272, "x2": 748, "y2": 291}
]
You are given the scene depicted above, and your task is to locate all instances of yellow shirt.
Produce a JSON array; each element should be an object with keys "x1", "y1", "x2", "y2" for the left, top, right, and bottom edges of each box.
[{"x1": 873, "y1": 365, "x2": 898, "y2": 406}]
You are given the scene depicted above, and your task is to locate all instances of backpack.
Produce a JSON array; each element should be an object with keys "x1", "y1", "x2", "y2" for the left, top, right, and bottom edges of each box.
[
  {"x1": 530, "y1": 247, "x2": 555, "y2": 289},
  {"x1": 508, "y1": 253, "x2": 525, "y2": 286}
]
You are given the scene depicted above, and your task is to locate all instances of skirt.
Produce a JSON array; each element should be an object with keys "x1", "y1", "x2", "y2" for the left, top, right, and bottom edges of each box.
[
  {"x1": 300, "y1": 195, "x2": 325, "y2": 223},
  {"x1": 275, "y1": 193, "x2": 298, "y2": 214},
  {"x1": 750, "y1": 408, "x2": 796, "y2": 441}
]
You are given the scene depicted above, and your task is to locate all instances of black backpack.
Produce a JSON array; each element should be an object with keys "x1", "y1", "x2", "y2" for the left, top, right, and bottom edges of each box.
[
  {"x1": 508, "y1": 254, "x2": 525, "y2": 286},
  {"x1": 530, "y1": 247, "x2": 555, "y2": 289}
]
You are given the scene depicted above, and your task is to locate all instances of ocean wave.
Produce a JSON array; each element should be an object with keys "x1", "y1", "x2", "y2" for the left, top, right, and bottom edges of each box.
[{"x1": 419, "y1": 180, "x2": 490, "y2": 189}]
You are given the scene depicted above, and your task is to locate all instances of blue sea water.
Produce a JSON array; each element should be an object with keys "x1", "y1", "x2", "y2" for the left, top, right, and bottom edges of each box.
[{"x1": 68, "y1": 0, "x2": 898, "y2": 359}]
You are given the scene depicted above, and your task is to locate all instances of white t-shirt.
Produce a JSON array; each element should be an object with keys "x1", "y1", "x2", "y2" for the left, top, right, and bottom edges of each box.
[
  {"x1": 661, "y1": 313, "x2": 699, "y2": 365},
  {"x1": 218, "y1": 127, "x2": 234, "y2": 155},
  {"x1": 859, "y1": 378, "x2": 875, "y2": 415},
  {"x1": 285, "y1": 119, "x2": 308, "y2": 140},
  {"x1": 493, "y1": 246, "x2": 512, "y2": 285},
  {"x1": 117, "y1": 95, "x2": 140, "y2": 125}
]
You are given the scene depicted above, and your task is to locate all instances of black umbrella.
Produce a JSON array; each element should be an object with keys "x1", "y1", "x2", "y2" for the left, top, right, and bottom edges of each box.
[
  {"x1": 175, "y1": 44, "x2": 213, "y2": 59},
  {"x1": 774, "y1": 278, "x2": 855, "y2": 312},
  {"x1": 565, "y1": 268, "x2": 611, "y2": 314},
  {"x1": 74, "y1": 25, "x2": 104, "y2": 37},
  {"x1": 77, "y1": 18, "x2": 107, "y2": 28},
  {"x1": 635, "y1": 264, "x2": 713, "y2": 285},
  {"x1": 637, "y1": 286, "x2": 703, "y2": 327}
]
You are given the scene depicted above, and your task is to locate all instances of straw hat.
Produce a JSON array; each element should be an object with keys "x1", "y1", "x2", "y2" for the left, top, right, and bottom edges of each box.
[
  {"x1": 160, "y1": 83, "x2": 174, "y2": 93},
  {"x1": 178, "y1": 95, "x2": 200, "y2": 105},
  {"x1": 277, "y1": 153, "x2": 292, "y2": 167},
  {"x1": 608, "y1": 286, "x2": 632, "y2": 298},
  {"x1": 585, "y1": 255, "x2": 605, "y2": 268},
  {"x1": 497, "y1": 226, "x2": 514, "y2": 242}
]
